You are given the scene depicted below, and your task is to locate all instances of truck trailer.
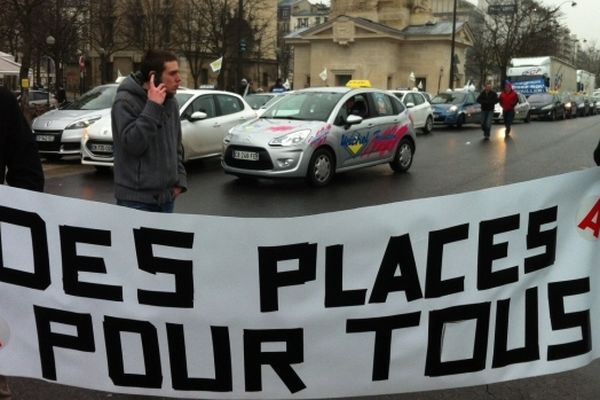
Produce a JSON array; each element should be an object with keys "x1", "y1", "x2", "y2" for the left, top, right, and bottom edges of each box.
[
  {"x1": 506, "y1": 56, "x2": 577, "y2": 95},
  {"x1": 576, "y1": 69, "x2": 596, "y2": 94}
]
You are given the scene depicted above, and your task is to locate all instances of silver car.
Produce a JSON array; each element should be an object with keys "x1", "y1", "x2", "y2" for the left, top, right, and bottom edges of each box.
[
  {"x1": 222, "y1": 87, "x2": 416, "y2": 186},
  {"x1": 32, "y1": 84, "x2": 118, "y2": 158},
  {"x1": 81, "y1": 89, "x2": 256, "y2": 168}
]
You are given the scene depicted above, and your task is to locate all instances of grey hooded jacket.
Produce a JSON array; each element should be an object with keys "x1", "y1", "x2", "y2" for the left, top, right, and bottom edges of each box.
[{"x1": 111, "y1": 72, "x2": 187, "y2": 205}]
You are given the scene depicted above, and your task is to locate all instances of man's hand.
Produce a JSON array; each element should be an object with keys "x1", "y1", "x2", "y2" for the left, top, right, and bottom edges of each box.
[{"x1": 148, "y1": 73, "x2": 167, "y2": 105}]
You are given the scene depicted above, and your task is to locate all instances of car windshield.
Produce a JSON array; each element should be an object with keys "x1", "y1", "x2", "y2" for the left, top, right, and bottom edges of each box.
[
  {"x1": 528, "y1": 94, "x2": 553, "y2": 103},
  {"x1": 430, "y1": 92, "x2": 466, "y2": 105},
  {"x1": 63, "y1": 85, "x2": 117, "y2": 110},
  {"x1": 245, "y1": 94, "x2": 274, "y2": 109},
  {"x1": 261, "y1": 91, "x2": 344, "y2": 121}
]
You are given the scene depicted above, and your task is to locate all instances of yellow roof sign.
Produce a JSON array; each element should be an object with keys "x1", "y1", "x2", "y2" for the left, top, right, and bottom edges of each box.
[{"x1": 346, "y1": 80, "x2": 372, "y2": 88}]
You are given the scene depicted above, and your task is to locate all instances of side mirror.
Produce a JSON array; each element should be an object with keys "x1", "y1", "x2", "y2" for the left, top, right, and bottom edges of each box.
[
  {"x1": 345, "y1": 114, "x2": 363, "y2": 127},
  {"x1": 189, "y1": 111, "x2": 207, "y2": 121},
  {"x1": 406, "y1": 102, "x2": 415, "y2": 108}
]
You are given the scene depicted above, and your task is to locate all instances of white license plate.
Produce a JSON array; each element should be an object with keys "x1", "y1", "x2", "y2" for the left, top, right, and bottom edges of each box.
[
  {"x1": 90, "y1": 143, "x2": 113, "y2": 152},
  {"x1": 233, "y1": 150, "x2": 259, "y2": 161},
  {"x1": 36, "y1": 135, "x2": 55, "y2": 142}
]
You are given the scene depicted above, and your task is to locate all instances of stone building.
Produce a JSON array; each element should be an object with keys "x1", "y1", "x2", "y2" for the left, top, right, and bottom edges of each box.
[{"x1": 285, "y1": 0, "x2": 473, "y2": 92}]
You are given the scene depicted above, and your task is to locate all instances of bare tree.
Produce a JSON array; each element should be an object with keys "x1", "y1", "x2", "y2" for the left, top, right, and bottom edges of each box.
[
  {"x1": 121, "y1": 0, "x2": 176, "y2": 52},
  {"x1": 478, "y1": 0, "x2": 565, "y2": 84}
]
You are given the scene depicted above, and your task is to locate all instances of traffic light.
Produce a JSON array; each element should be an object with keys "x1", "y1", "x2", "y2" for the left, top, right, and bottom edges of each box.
[{"x1": 240, "y1": 39, "x2": 247, "y2": 53}]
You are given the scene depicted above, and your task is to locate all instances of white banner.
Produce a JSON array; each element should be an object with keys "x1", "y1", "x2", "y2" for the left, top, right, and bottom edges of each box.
[{"x1": 0, "y1": 168, "x2": 599, "y2": 399}]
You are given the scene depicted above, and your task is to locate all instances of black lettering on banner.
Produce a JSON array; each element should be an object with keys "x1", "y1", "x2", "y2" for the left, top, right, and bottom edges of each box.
[
  {"x1": 325, "y1": 245, "x2": 367, "y2": 307},
  {"x1": 0, "y1": 206, "x2": 50, "y2": 290},
  {"x1": 369, "y1": 235, "x2": 423, "y2": 303},
  {"x1": 244, "y1": 329, "x2": 306, "y2": 393},
  {"x1": 425, "y1": 224, "x2": 469, "y2": 298},
  {"x1": 60, "y1": 225, "x2": 123, "y2": 301},
  {"x1": 547, "y1": 278, "x2": 591, "y2": 361},
  {"x1": 166, "y1": 324, "x2": 232, "y2": 392},
  {"x1": 103, "y1": 316, "x2": 162, "y2": 388},
  {"x1": 425, "y1": 303, "x2": 490, "y2": 376},
  {"x1": 492, "y1": 287, "x2": 540, "y2": 368},
  {"x1": 346, "y1": 312, "x2": 421, "y2": 381},
  {"x1": 524, "y1": 206, "x2": 557, "y2": 273},
  {"x1": 33, "y1": 305, "x2": 95, "y2": 380},
  {"x1": 478, "y1": 214, "x2": 520, "y2": 290},
  {"x1": 134, "y1": 227, "x2": 194, "y2": 308},
  {"x1": 258, "y1": 243, "x2": 317, "y2": 312}
]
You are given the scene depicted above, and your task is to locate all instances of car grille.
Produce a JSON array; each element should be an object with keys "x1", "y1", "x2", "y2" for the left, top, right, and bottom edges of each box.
[{"x1": 224, "y1": 145, "x2": 274, "y2": 170}]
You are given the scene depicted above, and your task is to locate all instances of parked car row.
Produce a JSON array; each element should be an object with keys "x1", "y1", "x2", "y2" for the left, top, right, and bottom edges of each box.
[{"x1": 31, "y1": 84, "x2": 417, "y2": 186}]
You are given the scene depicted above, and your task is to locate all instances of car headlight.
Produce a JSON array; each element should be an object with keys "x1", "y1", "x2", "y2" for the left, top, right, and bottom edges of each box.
[
  {"x1": 542, "y1": 104, "x2": 553, "y2": 111},
  {"x1": 564, "y1": 103, "x2": 571, "y2": 108},
  {"x1": 448, "y1": 105, "x2": 458, "y2": 113},
  {"x1": 269, "y1": 129, "x2": 311, "y2": 146},
  {"x1": 65, "y1": 116, "x2": 102, "y2": 130}
]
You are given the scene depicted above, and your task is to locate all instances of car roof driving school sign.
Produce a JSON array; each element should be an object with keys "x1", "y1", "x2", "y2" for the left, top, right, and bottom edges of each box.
[{"x1": 0, "y1": 167, "x2": 600, "y2": 398}]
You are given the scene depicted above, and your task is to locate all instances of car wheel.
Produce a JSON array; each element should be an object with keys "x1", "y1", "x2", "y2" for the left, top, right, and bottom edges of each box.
[
  {"x1": 550, "y1": 110, "x2": 556, "y2": 121},
  {"x1": 306, "y1": 148, "x2": 335, "y2": 187},
  {"x1": 422, "y1": 116, "x2": 433, "y2": 134},
  {"x1": 389, "y1": 138, "x2": 414, "y2": 173},
  {"x1": 455, "y1": 114, "x2": 465, "y2": 129}
]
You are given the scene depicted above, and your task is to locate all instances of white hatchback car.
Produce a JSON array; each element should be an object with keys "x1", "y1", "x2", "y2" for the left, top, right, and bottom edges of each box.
[
  {"x1": 32, "y1": 84, "x2": 118, "y2": 158},
  {"x1": 389, "y1": 90, "x2": 434, "y2": 133},
  {"x1": 81, "y1": 89, "x2": 256, "y2": 168}
]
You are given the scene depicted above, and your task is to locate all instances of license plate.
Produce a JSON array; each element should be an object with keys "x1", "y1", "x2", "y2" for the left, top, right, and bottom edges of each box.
[
  {"x1": 36, "y1": 135, "x2": 55, "y2": 142},
  {"x1": 233, "y1": 150, "x2": 259, "y2": 161},
  {"x1": 90, "y1": 143, "x2": 113, "y2": 153}
]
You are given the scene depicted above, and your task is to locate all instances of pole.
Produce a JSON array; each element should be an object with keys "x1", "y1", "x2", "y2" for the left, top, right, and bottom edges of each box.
[
  {"x1": 47, "y1": 56, "x2": 51, "y2": 106},
  {"x1": 449, "y1": 0, "x2": 457, "y2": 90}
]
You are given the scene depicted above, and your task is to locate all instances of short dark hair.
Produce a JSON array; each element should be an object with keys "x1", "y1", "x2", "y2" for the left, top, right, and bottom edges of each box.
[{"x1": 140, "y1": 50, "x2": 178, "y2": 82}]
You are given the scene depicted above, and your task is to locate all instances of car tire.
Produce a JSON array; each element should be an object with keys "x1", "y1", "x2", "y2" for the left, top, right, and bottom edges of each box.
[
  {"x1": 306, "y1": 148, "x2": 335, "y2": 187},
  {"x1": 455, "y1": 114, "x2": 465, "y2": 129},
  {"x1": 550, "y1": 110, "x2": 556, "y2": 121},
  {"x1": 389, "y1": 138, "x2": 414, "y2": 173},
  {"x1": 422, "y1": 116, "x2": 433, "y2": 134}
]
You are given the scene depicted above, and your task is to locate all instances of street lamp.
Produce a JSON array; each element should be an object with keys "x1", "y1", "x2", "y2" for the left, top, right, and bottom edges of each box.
[
  {"x1": 46, "y1": 35, "x2": 55, "y2": 106},
  {"x1": 448, "y1": 0, "x2": 457, "y2": 90}
]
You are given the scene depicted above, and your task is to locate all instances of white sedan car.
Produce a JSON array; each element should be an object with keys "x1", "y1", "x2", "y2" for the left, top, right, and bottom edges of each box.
[
  {"x1": 389, "y1": 90, "x2": 434, "y2": 133},
  {"x1": 81, "y1": 89, "x2": 257, "y2": 168}
]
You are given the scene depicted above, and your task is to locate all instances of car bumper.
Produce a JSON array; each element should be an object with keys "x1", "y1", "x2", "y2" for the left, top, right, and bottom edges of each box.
[
  {"x1": 528, "y1": 108, "x2": 554, "y2": 119},
  {"x1": 81, "y1": 139, "x2": 114, "y2": 167},
  {"x1": 222, "y1": 144, "x2": 310, "y2": 178},
  {"x1": 433, "y1": 112, "x2": 459, "y2": 125},
  {"x1": 33, "y1": 129, "x2": 81, "y2": 155}
]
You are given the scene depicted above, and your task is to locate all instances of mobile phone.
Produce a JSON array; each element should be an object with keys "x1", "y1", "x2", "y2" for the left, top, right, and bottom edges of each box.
[{"x1": 150, "y1": 71, "x2": 161, "y2": 86}]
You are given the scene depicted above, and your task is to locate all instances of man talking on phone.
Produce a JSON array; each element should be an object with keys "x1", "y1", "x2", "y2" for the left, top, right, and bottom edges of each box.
[{"x1": 111, "y1": 49, "x2": 187, "y2": 212}]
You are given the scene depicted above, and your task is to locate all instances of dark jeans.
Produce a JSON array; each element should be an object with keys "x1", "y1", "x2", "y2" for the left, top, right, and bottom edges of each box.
[
  {"x1": 117, "y1": 199, "x2": 175, "y2": 213},
  {"x1": 481, "y1": 110, "x2": 493, "y2": 136},
  {"x1": 503, "y1": 110, "x2": 515, "y2": 129}
]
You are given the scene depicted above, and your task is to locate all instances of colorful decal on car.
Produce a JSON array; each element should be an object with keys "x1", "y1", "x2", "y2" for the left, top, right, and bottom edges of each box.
[
  {"x1": 269, "y1": 125, "x2": 295, "y2": 132},
  {"x1": 361, "y1": 123, "x2": 409, "y2": 157},
  {"x1": 309, "y1": 124, "x2": 331, "y2": 147},
  {"x1": 341, "y1": 132, "x2": 370, "y2": 156}
]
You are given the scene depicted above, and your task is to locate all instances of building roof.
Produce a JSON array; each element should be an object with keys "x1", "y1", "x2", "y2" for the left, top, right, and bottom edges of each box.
[
  {"x1": 285, "y1": 14, "x2": 470, "y2": 42},
  {"x1": 0, "y1": 53, "x2": 21, "y2": 76}
]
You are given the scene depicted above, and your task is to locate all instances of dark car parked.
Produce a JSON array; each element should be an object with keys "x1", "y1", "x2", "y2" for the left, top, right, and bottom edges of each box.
[
  {"x1": 572, "y1": 95, "x2": 591, "y2": 117},
  {"x1": 561, "y1": 94, "x2": 577, "y2": 119},
  {"x1": 527, "y1": 93, "x2": 566, "y2": 121}
]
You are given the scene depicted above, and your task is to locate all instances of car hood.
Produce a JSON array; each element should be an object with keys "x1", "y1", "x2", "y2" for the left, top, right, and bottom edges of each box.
[
  {"x1": 431, "y1": 103, "x2": 458, "y2": 112},
  {"x1": 32, "y1": 108, "x2": 111, "y2": 130},
  {"x1": 229, "y1": 118, "x2": 328, "y2": 146},
  {"x1": 528, "y1": 100, "x2": 552, "y2": 107},
  {"x1": 85, "y1": 112, "x2": 113, "y2": 140}
]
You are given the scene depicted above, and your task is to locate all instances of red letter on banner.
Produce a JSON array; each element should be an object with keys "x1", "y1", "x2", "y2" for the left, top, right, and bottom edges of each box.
[{"x1": 578, "y1": 199, "x2": 600, "y2": 238}]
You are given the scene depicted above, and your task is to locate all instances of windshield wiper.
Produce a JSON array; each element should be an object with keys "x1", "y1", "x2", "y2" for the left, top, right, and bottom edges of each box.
[{"x1": 267, "y1": 115, "x2": 304, "y2": 120}]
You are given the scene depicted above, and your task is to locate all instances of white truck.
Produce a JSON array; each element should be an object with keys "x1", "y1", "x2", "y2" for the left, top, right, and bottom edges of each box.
[
  {"x1": 576, "y1": 69, "x2": 596, "y2": 94},
  {"x1": 506, "y1": 56, "x2": 577, "y2": 95}
]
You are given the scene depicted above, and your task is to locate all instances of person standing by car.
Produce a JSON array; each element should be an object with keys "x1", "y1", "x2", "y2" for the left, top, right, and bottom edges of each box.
[
  {"x1": 1, "y1": 86, "x2": 45, "y2": 400},
  {"x1": 111, "y1": 49, "x2": 187, "y2": 213},
  {"x1": 499, "y1": 82, "x2": 519, "y2": 136},
  {"x1": 476, "y1": 81, "x2": 498, "y2": 140},
  {"x1": 270, "y1": 78, "x2": 287, "y2": 93}
]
